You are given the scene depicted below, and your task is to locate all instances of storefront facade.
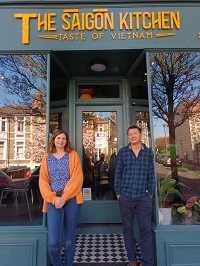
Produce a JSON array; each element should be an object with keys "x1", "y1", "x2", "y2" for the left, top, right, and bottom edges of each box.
[{"x1": 0, "y1": 1, "x2": 200, "y2": 266}]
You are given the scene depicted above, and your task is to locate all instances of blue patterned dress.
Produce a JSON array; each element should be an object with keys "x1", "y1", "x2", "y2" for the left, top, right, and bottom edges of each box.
[{"x1": 47, "y1": 152, "x2": 70, "y2": 192}]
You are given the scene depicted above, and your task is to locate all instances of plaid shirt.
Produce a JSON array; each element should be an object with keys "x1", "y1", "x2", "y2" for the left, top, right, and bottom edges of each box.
[{"x1": 114, "y1": 144, "x2": 156, "y2": 199}]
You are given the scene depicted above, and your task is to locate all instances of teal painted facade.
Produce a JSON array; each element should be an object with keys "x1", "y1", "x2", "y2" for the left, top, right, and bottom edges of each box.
[{"x1": 0, "y1": 1, "x2": 200, "y2": 266}]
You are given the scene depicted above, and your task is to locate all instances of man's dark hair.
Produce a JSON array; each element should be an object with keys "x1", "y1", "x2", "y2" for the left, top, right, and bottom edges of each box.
[{"x1": 127, "y1": 125, "x2": 142, "y2": 134}]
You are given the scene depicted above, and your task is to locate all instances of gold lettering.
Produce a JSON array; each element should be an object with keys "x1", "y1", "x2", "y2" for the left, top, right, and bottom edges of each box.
[
  {"x1": 104, "y1": 12, "x2": 114, "y2": 30},
  {"x1": 127, "y1": 32, "x2": 132, "y2": 39},
  {"x1": 111, "y1": 33, "x2": 117, "y2": 39},
  {"x1": 170, "y1": 11, "x2": 180, "y2": 29},
  {"x1": 38, "y1": 14, "x2": 47, "y2": 30},
  {"x1": 146, "y1": 32, "x2": 153, "y2": 38},
  {"x1": 151, "y1": 12, "x2": 162, "y2": 29},
  {"x1": 142, "y1": 12, "x2": 151, "y2": 29},
  {"x1": 111, "y1": 31, "x2": 152, "y2": 40},
  {"x1": 63, "y1": 34, "x2": 69, "y2": 40},
  {"x1": 38, "y1": 13, "x2": 56, "y2": 31},
  {"x1": 121, "y1": 32, "x2": 126, "y2": 40},
  {"x1": 71, "y1": 13, "x2": 81, "y2": 30},
  {"x1": 119, "y1": 12, "x2": 129, "y2": 30},
  {"x1": 133, "y1": 32, "x2": 138, "y2": 38},
  {"x1": 81, "y1": 13, "x2": 85, "y2": 30},
  {"x1": 14, "y1": 13, "x2": 37, "y2": 44},
  {"x1": 57, "y1": 33, "x2": 85, "y2": 41},
  {"x1": 62, "y1": 13, "x2": 71, "y2": 30},
  {"x1": 129, "y1": 13, "x2": 133, "y2": 30},
  {"x1": 139, "y1": 32, "x2": 145, "y2": 38},
  {"x1": 80, "y1": 33, "x2": 86, "y2": 40},
  {"x1": 133, "y1": 12, "x2": 142, "y2": 30},
  {"x1": 94, "y1": 13, "x2": 104, "y2": 30},
  {"x1": 85, "y1": 13, "x2": 94, "y2": 30},
  {"x1": 92, "y1": 32, "x2": 98, "y2": 40},
  {"x1": 161, "y1": 11, "x2": 170, "y2": 29},
  {"x1": 70, "y1": 34, "x2": 74, "y2": 40}
]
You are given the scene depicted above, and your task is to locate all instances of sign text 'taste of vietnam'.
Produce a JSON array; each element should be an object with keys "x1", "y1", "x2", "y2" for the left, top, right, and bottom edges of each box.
[{"x1": 14, "y1": 9, "x2": 181, "y2": 44}]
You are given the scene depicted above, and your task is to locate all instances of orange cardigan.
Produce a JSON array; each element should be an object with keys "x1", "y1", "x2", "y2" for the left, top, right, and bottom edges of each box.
[{"x1": 39, "y1": 150, "x2": 84, "y2": 212}]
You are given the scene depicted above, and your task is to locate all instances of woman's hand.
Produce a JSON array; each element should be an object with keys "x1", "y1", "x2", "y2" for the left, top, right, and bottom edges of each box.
[{"x1": 55, "y1": 197, "x2": 65, "y2": 209}]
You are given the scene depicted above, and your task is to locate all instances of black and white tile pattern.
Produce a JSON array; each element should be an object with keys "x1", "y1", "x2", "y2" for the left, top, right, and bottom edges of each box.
[{"x1": 61, "y1": 234, "x2": 142, "y2": 264}]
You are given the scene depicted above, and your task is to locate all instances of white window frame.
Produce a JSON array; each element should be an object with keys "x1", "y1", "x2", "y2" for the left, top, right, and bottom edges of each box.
[
  {"x1": 15, "y1": 141, "x2": 25, "y2": 159},
  {"x1": 0, "y1": 141, "x2": 5, "y2": 159},
  {"x1": 0, "y1": 117, "x2": 6, "y2": 132},
  {"x1": 16, "y1": 117, "x2": 24, "y2": 133}
]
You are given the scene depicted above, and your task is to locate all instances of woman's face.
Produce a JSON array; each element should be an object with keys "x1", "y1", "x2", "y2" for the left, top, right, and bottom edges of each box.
[{"x1": 54, "y1": 133, "x2": 67, "y2": 149}]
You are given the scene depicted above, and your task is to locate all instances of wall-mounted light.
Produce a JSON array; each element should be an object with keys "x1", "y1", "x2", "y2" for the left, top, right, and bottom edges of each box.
[{"x1": 90, "y1": 60, "x2": 107, "y2": 72}]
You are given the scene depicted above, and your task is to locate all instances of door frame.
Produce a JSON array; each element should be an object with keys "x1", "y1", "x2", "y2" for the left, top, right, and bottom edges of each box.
[{"x1": 76, "y1": 105, "x2": 123, "y2": 223}]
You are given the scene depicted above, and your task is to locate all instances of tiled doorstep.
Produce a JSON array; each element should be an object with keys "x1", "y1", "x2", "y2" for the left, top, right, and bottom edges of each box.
[{"x1": 61, "y1": 234, "x2": 142, "y2": 264}]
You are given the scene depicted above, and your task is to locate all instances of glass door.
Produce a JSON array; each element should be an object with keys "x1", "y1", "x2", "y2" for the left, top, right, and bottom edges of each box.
[{"x1": 76, "y1": 106, "x2": 123, "y2": 223}]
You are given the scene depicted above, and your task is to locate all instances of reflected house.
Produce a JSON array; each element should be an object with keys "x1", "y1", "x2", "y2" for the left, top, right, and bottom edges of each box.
[
  {"x1": 83, "y1": 112, "x2": 117, "y2": 162},
  {"x1": 175, "y1": 102, "x2": 200, "y2": 164},
  {"x1": 0, "y1": 93, "x2": 46, "y2": 170}
]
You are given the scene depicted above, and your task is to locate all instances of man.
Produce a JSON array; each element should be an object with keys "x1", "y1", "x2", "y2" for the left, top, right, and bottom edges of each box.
[{"x1": 114, "y1": 126, "x2": 155, "y2": 266}]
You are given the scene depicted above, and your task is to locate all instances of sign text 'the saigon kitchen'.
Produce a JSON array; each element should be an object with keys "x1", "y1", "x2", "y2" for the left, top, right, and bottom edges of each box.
[{"x1": 14, "y1": 9, "x2": 181, "y2": 44}]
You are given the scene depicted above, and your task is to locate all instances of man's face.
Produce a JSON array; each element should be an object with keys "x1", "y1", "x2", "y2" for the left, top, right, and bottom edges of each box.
[{"x1": 127, "y1": 128, "x2": 142, "y2": 145}]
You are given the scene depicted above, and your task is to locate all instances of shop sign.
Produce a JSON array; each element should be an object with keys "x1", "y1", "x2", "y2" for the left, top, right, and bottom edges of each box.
[{"x1": 1, "y1": 6, "x2": 200, "y2": 49}]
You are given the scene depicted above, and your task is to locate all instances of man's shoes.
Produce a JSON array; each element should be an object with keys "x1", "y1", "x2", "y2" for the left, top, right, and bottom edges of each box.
[
  {"x1": 137, "y1": 263, "x2": 142, "y2": 266},
  {"x1": 127, "y1": 261, "x2": 137, "y2": 266}
]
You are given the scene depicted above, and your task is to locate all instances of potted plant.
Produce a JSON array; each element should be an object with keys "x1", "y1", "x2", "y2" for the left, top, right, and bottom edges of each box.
[
  {"x1": 157, "y1": 177, "x2": 186, "y2": 225},
  {"x1": 173, "y1": 196, "x2": 200, "y2": 224}
]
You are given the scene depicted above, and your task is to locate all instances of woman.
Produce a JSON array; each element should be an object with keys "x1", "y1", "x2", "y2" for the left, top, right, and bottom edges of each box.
[{"x1": 39, "y1": 130, "x2": 84, "y2": 266}]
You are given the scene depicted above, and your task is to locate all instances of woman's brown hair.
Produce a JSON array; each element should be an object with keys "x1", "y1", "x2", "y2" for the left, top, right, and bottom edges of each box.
[{"x1": 48, "y1": 130, "x2": 73, "y2": 153}]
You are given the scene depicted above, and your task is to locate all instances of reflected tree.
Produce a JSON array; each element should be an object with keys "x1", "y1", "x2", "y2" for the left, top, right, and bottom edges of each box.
[
  {"x1": 0, "y1": 54, "x2": 47, "y2": 117},
  {"x1": 0, "y1": 54, "x2": 47, "y2": 165},
  {"x1": 150, "y1": 52, "x2": 200, "y2": 177}
]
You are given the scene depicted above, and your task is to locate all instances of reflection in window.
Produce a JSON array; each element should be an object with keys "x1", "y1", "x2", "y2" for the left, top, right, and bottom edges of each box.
[
  {"x1": 150, "y1": 52, "x2": 200, "y2": 225},
  {"x1": 17, "y1": 117, "x2": 24, "y2": 132},
  {"x1": 16, "y1": 142, "x2": 24, "y2": 159},
  {"x1": 0, "y1": 141, "x2": 4, "y2": 159},
  {"x1": 1, "y1": 117, "x2": 6, "y2": 131},
  {"x1": 0, "y1": 54, "x2": 47, "y2": 224},
  {"x1": 136, "y1": 111, "x2": 150, "y2": 148},
  {"x1": 79, "y1": 84, "x2": 120, "y2": 98},
  {"x1": 82, "y1": 111, "x2": 117, "y2": 200},
  {"x1": 50, "y1": 113, "x2": 63, "y2": 134}
]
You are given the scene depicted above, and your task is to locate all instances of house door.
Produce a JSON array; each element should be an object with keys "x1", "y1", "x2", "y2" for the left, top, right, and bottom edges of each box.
[{"x1": 76, "y1": 105, "x2": 123, "y2": 223}]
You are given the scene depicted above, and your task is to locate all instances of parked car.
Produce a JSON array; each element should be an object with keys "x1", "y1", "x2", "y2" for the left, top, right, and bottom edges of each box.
[
  {"x1": 156, "y1": 154, "x2": 169, "y2": 165},
  {"x1": 28, "y1": 166, "x2": 40, "y2": 191},
  {"x1": 0, "y1": 170, "x2": 13, "y2": 194},
  {"x1": 163, "y1": 156, "x2": 182, "y2": 167}
]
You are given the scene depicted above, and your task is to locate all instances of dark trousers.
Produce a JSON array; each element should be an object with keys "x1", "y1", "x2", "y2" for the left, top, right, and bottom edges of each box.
[{"x1": 118, "y1": 194, "x2": 154, "y2": 266}]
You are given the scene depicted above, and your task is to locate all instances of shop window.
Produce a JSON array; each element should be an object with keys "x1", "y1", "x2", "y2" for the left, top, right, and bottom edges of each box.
[
  {"x1": 150, "y1": 51, "x2": 200, "y2": 225},
  {"x1": 0, "y1": 54, "x2": 47, "y2": 225},
  {"x1": 78, "y1": 84, "x2": 120, "y2": 99}
]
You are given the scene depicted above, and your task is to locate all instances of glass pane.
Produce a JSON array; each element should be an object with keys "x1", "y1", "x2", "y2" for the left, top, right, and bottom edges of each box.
[
  {"x1": 79, "y1": 84, "x2": 120, "y2": 98},
  {"x1": 50, "y1": 113, "x2": 63, "y2": 134},
  {"x1": 0, "y1": 54, "x2": 47, "y2": 225},
  {"x1": 150, "y1": 52, "x2": 200, "y2": 225},
  {"x1": 82, "y1": 111, "x2": 117, "y2": 200}
]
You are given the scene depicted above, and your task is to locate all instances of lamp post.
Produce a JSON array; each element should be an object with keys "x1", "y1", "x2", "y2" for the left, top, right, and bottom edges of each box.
[{"x1": 6, "y1": 113, "x2": 11, "y2": 168}]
